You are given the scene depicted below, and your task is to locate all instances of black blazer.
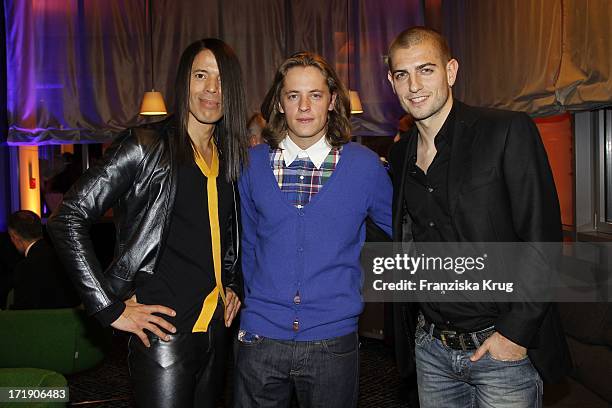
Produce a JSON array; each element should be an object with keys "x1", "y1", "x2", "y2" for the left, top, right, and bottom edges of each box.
[
  {"x1": 388, "y1": 100, "x2": 571, "y2": 383},
  {"x1": 12, "y1": 239, "x2": 80, "y2": 310}
]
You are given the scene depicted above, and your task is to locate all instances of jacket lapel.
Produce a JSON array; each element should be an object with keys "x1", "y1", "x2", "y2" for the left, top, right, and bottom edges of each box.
[
  {"x1": 392, "y1": 128, "x2": 417, "y2": 242},
  {"x1": 448, "y1": 101, "x2": 478, "y2": 215}
]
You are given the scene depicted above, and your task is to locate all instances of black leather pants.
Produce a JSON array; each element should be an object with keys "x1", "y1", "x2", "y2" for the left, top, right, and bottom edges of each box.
[{"x1": 127, "y1": 318, "x2": 227, "y2": 408}]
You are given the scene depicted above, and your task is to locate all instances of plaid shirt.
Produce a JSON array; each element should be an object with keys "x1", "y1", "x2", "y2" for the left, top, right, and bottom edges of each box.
[{"x1": 270, "y1": 146, "x2": 342, "y2": 208}]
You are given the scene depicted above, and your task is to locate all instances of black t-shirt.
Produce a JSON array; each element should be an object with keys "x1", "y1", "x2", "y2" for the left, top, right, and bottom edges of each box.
[{"x1": 136, "y1": 158, "x2": 233, "y2": 333}]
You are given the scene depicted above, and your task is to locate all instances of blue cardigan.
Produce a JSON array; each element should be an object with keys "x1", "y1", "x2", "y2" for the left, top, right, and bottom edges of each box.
[{"x1": 238, "y1": 142, "x2": 392, "y2": 340}]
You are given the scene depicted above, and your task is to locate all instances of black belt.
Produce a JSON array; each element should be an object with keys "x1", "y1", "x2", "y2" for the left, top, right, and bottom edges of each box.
[{"x1": 420, "y1": 315, "x2": 495, "y2": 351}]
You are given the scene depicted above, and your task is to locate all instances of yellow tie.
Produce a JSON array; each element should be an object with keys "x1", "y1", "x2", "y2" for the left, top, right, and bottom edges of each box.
[{"x1": 192, "y1": 142, "x2": 226, "y2": 332}]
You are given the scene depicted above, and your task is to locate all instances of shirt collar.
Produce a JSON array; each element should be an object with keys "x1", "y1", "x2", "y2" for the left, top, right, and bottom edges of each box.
[
  {"x1": 433, "y1": 101, "x2": 456, "y2": 150},
  {"x1": 406, "y1": 101, "x2": 457, "y2": 171},
  {"x1": 280, "y1": 135, "x2": 332, "y2": 169}
]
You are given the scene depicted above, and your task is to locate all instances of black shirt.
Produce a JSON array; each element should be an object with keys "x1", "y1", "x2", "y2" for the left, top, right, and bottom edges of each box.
[
  {"x1": 403, "y1": 106, "x2": 499, "y2": 332},
  {"x1": 404, "y1": 111, "x2": 456, "y2": 243},
  {"x1": 136, "y1": 158, "x2": 233, "y2": 333}
]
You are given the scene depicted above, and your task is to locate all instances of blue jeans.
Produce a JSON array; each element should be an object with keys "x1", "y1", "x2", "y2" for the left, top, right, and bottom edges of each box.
[
  {"x1": 233, "y1": 331, "x2": 359, "y2": 408},
  {"x1": 415, "y1": 323, "x2": 543, "y2": 408}
]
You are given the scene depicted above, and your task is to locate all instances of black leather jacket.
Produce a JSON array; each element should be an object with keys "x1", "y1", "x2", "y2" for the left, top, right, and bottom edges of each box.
[{"x1": 47, "y1": 120, "x2": 242, "y2": 318}]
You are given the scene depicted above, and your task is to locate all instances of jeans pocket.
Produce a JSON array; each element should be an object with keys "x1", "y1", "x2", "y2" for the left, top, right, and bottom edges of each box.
[
  {"x1": 485, "y1": 352, "x2": 530, "y2": 365},
  {"x1": 536, "y1": 375, "x2": 543, "y2": 408},
  {"x1": 322, "y1": 332, "x2": 359, "y2": 357},
  {"x1": 237, "y1": 330, "x2": 265, "y2": 346}
]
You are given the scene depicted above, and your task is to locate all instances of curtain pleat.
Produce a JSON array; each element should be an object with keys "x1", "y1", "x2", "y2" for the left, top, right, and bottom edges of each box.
[
  {"x1": 351, "y1": 0, "x2": 424, "y2": 136},
  {"x1": 6, "y1": 1, "x2": 146, "y2": 144},
  {"x1": 443, "y1": 0, "x2": 611, "y2": 116},
  {"x1": 556, "y1": 0, "x2": 612, "y2": 111},
  {"x1": 219, "y1": 0, "x2": 287, "y2": 115},
  {"x1": 153, "y1": 0, "x2": 221, "y2": 117}
]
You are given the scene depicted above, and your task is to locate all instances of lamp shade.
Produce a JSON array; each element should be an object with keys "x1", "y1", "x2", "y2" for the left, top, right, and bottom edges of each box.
[
  {"x1": 140, "y1": 91, "x2": 167, "y2": 115},
  {"x1": 349, "y1": 90, "x2": 363, "y2": 114}
]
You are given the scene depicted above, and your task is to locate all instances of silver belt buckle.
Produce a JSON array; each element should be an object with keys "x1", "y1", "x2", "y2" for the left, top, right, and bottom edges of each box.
[
  {"x1": 440, "y1": 330, "x2": 456, "y2": 347},
  {"x1": 458, "y1": 334, "x2": 467, "y2": 351}
]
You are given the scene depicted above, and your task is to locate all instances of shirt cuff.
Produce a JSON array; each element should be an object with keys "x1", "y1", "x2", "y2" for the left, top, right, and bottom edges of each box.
[{"x1": 94, "y1": 301, "x2": 126, "y2": 327}]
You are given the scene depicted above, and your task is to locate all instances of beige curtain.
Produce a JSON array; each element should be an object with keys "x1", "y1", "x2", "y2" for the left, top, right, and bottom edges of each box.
[
  {"x1": 6, "y1": 0, "x2": 424, "y2": 143},
  {"x1": 556, "y1": 0, "x2": 612, "y2": 110},
  {"x1": 6, "y1": 0, "x2": 146, "y2": 143},
  {"x1": 154, "y1": 0, "x2": 349, "y2": 121},
  {"x1": 352, "y1": 0, "x2": 425, "y2": 136},
  {"x1": 152, "y1": 0, "x2": 221, "y2": 116},
  {"x1": 443, "y1": 0, "x2": 611, "y2": 116}
]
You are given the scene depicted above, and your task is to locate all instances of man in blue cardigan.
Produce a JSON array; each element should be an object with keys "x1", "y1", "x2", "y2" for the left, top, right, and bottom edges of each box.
[{"x1": 234, "y1": 52, "x2": 392, "y2": 407}]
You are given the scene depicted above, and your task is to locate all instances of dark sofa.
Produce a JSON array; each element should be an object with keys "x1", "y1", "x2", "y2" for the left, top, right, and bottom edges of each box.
[{"x1": 548, "y1": 302, "x2": 612, "y2": 407}]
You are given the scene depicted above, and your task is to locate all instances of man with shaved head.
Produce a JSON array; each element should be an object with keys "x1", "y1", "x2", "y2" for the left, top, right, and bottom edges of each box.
[{"x1": 387, "y1": 27, "x2": 571, "y2": 407}]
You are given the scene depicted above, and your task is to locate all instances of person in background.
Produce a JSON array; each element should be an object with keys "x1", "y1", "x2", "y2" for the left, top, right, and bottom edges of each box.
[
  {"x1": 0, "y1": 231, "x2": 20, "y2": 309},
  {"x1": 247, "y1": 112, "x2": 266, "y2": 146},
  {"x1": 7, "y1": 210, "x2": 79, "y2": 310},
  {"x1": 393, "y1": 113, "x2": 414, "y2": 143},
  {"x1": 48, "y1": 38, "x2": 249, "y2": 408}
]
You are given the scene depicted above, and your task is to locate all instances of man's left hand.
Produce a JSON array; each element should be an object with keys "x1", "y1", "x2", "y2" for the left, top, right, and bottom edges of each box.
[
  {"x1": 470, "y1": 332, "x2": 527, "y2": 362},
  {"x1": 224, "y1": 288, "x2": 241, "y2": 327}
]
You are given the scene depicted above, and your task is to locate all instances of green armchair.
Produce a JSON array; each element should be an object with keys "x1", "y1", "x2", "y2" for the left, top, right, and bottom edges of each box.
[{"x1": 0, "y1": 308, "x2": 111, "y2": 375}]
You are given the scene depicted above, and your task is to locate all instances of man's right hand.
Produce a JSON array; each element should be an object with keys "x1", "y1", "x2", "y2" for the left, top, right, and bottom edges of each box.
[{"x1": 111, "y1": 296, "x2": 176, "y2": 347}]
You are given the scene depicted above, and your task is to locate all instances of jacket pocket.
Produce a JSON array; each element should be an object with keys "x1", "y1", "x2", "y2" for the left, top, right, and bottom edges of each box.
[{"x1": 460, "y1": 167, "x2": 498, "y2": 194}]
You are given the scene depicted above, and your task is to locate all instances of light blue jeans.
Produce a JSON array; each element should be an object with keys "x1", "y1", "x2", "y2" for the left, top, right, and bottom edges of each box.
[{"x1": 415, "y1": 323, "x2": 543, "y2": 408}]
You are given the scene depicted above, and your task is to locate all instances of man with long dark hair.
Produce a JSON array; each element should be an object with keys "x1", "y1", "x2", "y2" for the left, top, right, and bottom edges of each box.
[
  {"x1": 48, "y1": 38, "x2": 249, "y2": 407},
  {"x1": 233, "y1": 52, "x2": 392, "y2": 407}
]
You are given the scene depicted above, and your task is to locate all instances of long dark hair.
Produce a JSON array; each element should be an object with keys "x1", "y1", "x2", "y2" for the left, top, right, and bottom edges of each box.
[
  {"x1": 174, "y1": 38, "x2": 249, "y2": 181},
  {"x1": 260, "y1": 52, "x2": 351, "y2": 149}
]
